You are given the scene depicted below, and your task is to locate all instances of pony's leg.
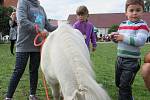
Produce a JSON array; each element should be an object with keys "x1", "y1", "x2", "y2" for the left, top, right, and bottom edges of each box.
[{"x1": 51, "y1": 83, "x2": 60, "y2": 100}]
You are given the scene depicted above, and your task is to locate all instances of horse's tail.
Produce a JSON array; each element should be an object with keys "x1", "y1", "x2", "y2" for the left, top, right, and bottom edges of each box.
[{"x1": 68, "y1": 73, "x2": 111, "y2": 100}]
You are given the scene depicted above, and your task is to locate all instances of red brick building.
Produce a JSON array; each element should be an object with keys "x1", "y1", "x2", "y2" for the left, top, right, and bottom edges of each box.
[
  {"x1": 1, "y1": 0, "x2": 18, "y2": 7},
  {"x1": 68, "y1": 13, "x2": 150, "y2": 35}
]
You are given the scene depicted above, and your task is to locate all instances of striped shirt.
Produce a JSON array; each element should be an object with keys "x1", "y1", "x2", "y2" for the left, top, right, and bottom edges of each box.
[{"x1": 117, "y1": 19, "x2": 149, "y2": 58}]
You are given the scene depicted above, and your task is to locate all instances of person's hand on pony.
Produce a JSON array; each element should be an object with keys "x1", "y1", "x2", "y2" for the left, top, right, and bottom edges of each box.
[{"x1": 41, "y1": 30, "x2": 48, "y2": 38}]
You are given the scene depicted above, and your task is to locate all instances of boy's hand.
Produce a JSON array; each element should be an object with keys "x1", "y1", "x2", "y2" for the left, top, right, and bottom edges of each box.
[
  {"x1": 92, "y1": 47, "x2": 96, "y2": 52},
  {"x1": 110, "y1": 32, "x2": 119, "y2": 42},
  {"x1": 114, "y1": 34, "x2": 124, "y2": 42},
  {"x1": 110, "y1": 32, "x2": 123, "y2": 42},
  {"x1": 110, "y1": 32, "x2": 119, "y2": 39}
]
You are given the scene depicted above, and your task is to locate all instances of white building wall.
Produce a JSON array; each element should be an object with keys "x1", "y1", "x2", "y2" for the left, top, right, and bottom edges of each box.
[{"x1": 96, "y1": 28, "x2": 109, "y2": 37}]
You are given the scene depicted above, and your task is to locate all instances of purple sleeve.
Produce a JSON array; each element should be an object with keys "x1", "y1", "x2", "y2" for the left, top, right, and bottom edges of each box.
[
  {"x1": 91, "y1": 28, "x2": 97, "y2": 48},
  {"x1": 73, "y1": 24, "x2": 76, "y2": 29}
]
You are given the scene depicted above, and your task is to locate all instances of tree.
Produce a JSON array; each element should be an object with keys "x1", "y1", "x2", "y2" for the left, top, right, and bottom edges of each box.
[
  {"x1": 144, "y1": 0, "x2": 150, "y2": 12},
  {"x1": 0, "y1": 6, "x2": 13, "y2": 36},
  {"x1": 108, "y1": 24, "x2": 119, "y2": 34}
]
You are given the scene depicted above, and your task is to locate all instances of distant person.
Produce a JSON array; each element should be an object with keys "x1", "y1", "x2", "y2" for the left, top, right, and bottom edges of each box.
[
  {"x1": 5, "y1": 0, "x2": 57, "y2": 100},
  {"x1": 110, "y1": 0, "x2": 149, "y2": 99},
  {"x1": 9, "y1": 12, "x2": 17, "y2": 55},
  {"x1": 73, "y1": 5, "x2": 97, "y2": 52}
]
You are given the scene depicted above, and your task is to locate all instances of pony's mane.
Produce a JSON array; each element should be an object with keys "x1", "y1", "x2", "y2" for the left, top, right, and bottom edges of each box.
[{"x1": 50, "y1": 24, "x2": 95, "y2": 77}]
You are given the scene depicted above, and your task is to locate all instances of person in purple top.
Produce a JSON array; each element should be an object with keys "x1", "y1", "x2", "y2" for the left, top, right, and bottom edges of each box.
[{"x1": 73, "y1": 5, "x2": 97, "y2": 52}]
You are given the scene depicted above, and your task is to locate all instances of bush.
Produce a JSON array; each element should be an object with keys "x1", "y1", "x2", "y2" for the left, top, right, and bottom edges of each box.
[
  {"x1": 108, "y1": 24, "x2": 119, "y2": 34},
  {"x1": 0, "y1": 6, "x2": 13, "y2": 36}
]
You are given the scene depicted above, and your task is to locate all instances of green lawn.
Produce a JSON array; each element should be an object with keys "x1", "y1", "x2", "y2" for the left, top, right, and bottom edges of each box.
[{"x1": 0, "y1": 43, "x2": 150, "y2": 100}]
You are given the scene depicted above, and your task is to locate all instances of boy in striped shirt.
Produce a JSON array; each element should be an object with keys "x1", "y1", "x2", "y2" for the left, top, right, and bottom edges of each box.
[{"x1": 111, "y1": 0, "x2": 149, "y2": 100}]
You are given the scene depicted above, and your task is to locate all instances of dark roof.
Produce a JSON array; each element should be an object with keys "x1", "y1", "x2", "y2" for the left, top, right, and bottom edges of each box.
[{"x1": 68, "y1": 13, "x2": 150, "y2": 28}]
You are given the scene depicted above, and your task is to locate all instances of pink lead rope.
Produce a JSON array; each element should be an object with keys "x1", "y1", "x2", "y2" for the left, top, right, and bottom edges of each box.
[
  {"x1": 34, "y1": 24, "x2": 47, "y2": 47},
  {"x1": 34, "y1": 25, "x2": 50, "y2": 100}
]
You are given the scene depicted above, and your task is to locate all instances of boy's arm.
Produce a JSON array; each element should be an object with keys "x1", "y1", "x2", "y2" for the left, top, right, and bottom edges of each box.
[
  {"x1": 123, "y1": 25, "x2": 149, "y2": 47},
  {"x1": 73, "y1": 23, "x2": 77, "y2": 29},
  {"x1": 91, "y1": 28, "x2": 97, "y2": 48}
]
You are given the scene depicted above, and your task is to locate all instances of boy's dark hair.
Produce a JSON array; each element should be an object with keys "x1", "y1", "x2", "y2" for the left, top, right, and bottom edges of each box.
[
  {"x1": 76, "y1": 5, "x2": 89, "y2": 16},
  {"x1": 125, "y1": 0, "x2": 144, "y2": 11}
]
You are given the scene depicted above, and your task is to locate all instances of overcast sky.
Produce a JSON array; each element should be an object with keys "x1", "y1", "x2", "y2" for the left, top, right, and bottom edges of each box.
[{"x1": 39, "y1": 0, "x2": 126, "y2": 20}]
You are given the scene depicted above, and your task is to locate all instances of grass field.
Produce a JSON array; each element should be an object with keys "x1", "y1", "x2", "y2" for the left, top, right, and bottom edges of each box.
[{"x1": 0, "y1": 43, "x2": 150, "y2": 100}]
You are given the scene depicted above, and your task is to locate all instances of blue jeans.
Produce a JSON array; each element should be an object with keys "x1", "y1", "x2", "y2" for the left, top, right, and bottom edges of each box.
[
  {"x1": 115, "y1": 57, "x2": 140, "y2": 100},
  {"x1": 6, "y1": 52, "x2": 40, "y2": 98}
]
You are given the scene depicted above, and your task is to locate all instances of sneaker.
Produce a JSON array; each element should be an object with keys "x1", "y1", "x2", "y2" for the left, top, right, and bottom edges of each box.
[
  {"x1": 4, "y1": 98, "x2": 12, "y2": 100},
  {"x1": 132, "y1": 96, "x2": 134, "y2": 100},
  {"x1": 29, "y1": 95, "x2": 38, "y2": 100}
]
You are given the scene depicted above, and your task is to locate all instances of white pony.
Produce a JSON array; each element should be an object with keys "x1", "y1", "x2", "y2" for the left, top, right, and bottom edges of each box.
[{"x1": 41, "y1": 24, "x2": 111, "y2": 100}]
